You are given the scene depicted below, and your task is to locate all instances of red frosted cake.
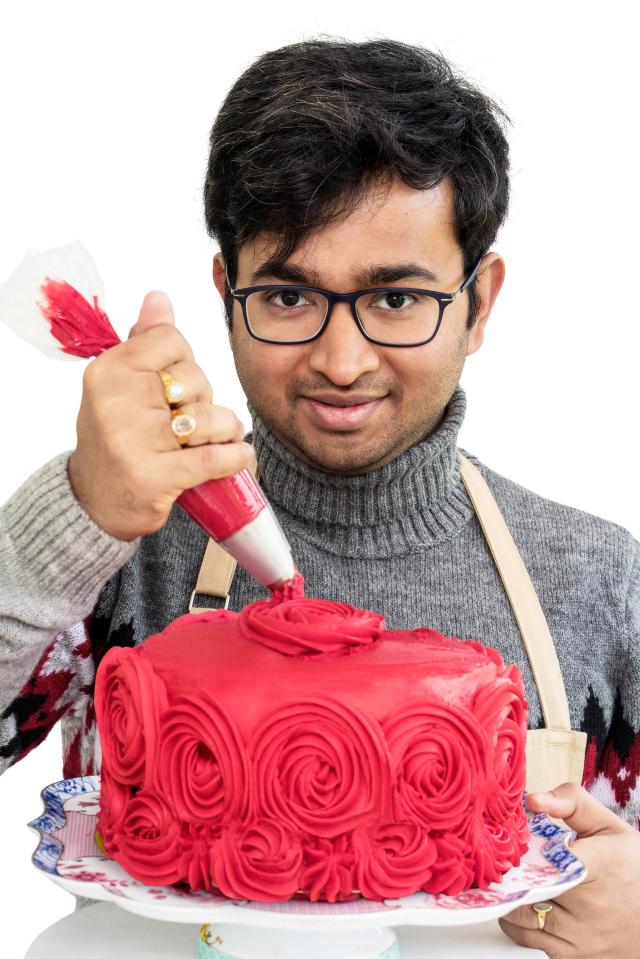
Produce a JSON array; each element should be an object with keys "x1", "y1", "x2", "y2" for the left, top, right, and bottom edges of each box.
[{"x1": 94, "y1": 593, "x2": 529, "y2": 902}]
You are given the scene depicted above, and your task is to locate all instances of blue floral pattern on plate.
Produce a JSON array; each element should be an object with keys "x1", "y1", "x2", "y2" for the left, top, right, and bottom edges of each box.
[{"x1": 28, "y1": 779, "x2": 587, "y2": 927}]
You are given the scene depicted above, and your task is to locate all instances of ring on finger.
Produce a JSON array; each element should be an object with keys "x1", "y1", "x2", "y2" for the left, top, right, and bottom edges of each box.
[
  {"x1": 531, "y1": 902, "x2": 553, "y2": 931},
  {"x1": 158, "y1": 369, "x2": 187, "y2": 407},
  {"x1": 171, "y1": 408, "x2": 197, "y2": 446}
]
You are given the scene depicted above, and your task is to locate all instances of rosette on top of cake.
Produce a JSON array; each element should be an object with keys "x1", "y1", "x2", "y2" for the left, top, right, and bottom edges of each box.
[{"x1": 94, "y1": 592, "x2": 529, "y2": 902}]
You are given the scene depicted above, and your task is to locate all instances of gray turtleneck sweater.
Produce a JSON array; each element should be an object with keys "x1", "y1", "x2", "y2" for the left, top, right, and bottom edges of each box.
[{"x1": 1, "y1": 385, "x2": 639, "y2": 834}]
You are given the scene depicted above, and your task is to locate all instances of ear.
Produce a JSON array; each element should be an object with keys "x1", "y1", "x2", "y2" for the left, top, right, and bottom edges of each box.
[
  {"x1": 212, "y1": 252, "x2": 227, "y2": 300},
  {"x1": 466, "y1": 252, "x2": 506, "y2": 356},
  {"x1": 213, "y1": 252, "x2": 235, "y2": 335}
]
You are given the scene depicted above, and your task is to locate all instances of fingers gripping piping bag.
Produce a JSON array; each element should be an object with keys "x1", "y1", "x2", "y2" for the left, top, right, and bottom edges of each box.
[{"x1": 0, "y1": 240, "x2": 300, "y2": 594}]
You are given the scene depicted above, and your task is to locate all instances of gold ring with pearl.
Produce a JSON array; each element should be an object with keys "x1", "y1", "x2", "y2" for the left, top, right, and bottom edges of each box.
[{"x1": 158, "y1": 369, "x2": 187, "y2": 407}]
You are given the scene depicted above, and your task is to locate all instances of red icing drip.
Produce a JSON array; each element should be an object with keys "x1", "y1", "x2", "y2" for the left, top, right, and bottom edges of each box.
[{"x1": 38, "y1": 277, "x2": 120, "y2": 356}]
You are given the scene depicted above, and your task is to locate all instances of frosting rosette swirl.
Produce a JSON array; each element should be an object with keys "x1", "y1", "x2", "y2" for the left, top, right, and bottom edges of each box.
[
  {"x1": 95, "y1": 647, "x2": 168, "y2": 786},
  {"x1": 470, "y1": 811, "x2": 527, "y2": 887},
  {"x1": 301, "y1": 834, "x2": 357, "y2": 902},
  {"x1": 354, "y1": 821, "x2": 437, "y2": 899},
  {"x1": 384, "y1": 698, "x2": 489, "y2": 833},
  {"x1": 473, "y1": 669, "x2": 527, "y2": 740},
  {"x1": 473, "y1": 670, "x2": 527, "y2": 821},
  {"x1": 421, "y1": 832, "x2": 476, "y2": 895},
  {"x1": 97, "y1": 765, "x2": 134, "y2": 854},
  {"x1": 112, "y1": 790, "x2": 185, "y2": 885},
  {"x1": 252, "y1": 699, "x2": 391, "y2": 837},
  {"x1": 488, "y1": 717, "x2": 527, "y2": 821},
  {"x1": 214, "y1": 819, "x2": 303, "y2": 901},
  {"x1": 179, "y1": 821, "x2": 222, "y2": 891},
  {"x1": 156, "y1": 692, "x2": 249, "y2": 824},
  {"x1": 239, "y1": 597, "x2": 384, "y2": 656}
]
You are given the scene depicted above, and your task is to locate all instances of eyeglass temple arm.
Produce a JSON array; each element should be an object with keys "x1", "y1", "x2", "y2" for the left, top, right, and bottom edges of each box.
[
  {"x1": 448, "y1": 253, "x2": 486, "y2": 301},
  {"x1": 224, "y1": 262, "x2": 236, "y2": 294}
]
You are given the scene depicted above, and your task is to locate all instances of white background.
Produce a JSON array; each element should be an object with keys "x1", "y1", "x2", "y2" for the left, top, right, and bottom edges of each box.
[{"x1": 1, "y1": 1, "x2": 638, "y2": 954}]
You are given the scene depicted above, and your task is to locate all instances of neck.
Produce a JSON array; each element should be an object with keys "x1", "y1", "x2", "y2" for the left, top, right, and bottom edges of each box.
[{"x1": 248, "y1": 384, "x2": 474, "y2": 558}]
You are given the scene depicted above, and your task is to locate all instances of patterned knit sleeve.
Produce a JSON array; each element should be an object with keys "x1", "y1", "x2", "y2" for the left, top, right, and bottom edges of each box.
[
  {"x1": 1, "y1": 620, "x2": 94, "y2": 775},
  {"x1": 582, "y1": 535, "x2": 640, "y2": 831},
  {"x1": 0, "y1": 453, "x2": 137, "y2": 776}
]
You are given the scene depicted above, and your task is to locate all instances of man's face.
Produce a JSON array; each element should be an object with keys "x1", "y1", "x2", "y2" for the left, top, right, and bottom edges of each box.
[{"x1": 213, "y1": 177, "x2": 504, "y2": 474}]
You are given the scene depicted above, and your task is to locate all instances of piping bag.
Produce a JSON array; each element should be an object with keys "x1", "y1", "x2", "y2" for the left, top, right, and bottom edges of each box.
[{"x1": 0, "y1": 240, "x2": 300, "y2": 595}]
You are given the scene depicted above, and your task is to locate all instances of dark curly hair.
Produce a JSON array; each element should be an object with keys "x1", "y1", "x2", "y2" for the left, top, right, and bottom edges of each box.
[{"x1": 203, "y1": 36, "x2": 512, "y2": 331}]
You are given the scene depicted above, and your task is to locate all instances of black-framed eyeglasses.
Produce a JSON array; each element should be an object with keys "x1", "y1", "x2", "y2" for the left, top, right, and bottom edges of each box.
[{"x1": 225, "y1": 253, "x2": 485, "y2": 347}]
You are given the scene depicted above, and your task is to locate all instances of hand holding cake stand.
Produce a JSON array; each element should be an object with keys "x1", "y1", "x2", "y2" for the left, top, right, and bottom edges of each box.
[{"x1": 29, "y1": 777, "x2": 586, "y2": 959}]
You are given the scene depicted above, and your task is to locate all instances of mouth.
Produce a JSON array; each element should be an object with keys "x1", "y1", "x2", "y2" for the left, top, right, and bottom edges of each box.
[{"x1": 300, "y1": 395, "x2": 387, "y2": 431}]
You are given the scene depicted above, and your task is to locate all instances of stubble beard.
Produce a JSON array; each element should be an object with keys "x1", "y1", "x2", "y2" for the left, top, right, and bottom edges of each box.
[{"x1": 249, "y1": 386, "x2": 455, "y2": 476}]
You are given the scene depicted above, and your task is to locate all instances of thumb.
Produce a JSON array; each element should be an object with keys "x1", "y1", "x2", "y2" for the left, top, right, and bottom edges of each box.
[
  {"x1": 526, "y1": 782, "x2": 627, "y2": 837},
  {"x1": 128, "y1": 290, "x2": 175, "y2": 338}
]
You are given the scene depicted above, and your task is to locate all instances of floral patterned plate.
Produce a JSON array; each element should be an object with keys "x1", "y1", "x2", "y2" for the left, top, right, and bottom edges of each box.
[{"x1": 28, "y1": 777, "x2": 586, "y2": 929}]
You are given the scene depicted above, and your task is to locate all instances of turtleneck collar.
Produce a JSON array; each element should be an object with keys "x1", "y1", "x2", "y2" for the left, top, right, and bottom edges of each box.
[{"x1": 247, "y1": 384, "x2": 475, "y2": 558}]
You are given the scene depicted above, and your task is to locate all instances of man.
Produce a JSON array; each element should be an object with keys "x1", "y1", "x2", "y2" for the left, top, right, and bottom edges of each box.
[{"x1": 1, "y1": 37, "x2": 638, "y2": 956}]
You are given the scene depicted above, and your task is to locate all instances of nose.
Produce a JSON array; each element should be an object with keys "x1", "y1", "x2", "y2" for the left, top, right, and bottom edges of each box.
[{"x1": 307, "y1": 300, "x2": 380, "y2": 385}]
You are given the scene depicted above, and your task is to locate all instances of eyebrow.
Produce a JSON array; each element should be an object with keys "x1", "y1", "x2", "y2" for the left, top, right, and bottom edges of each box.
[{"x1": 248, "y1": 258, "x2": 440, "y2": 287}]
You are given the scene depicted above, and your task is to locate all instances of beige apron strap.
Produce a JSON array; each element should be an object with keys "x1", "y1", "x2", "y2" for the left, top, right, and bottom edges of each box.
[
  {"x1": 458, "y1": 453, "x2": 571, "y2": 730},
  {"x1": 459, "y1": 453, "x2": 586, "y2": 796},
  {"x1": 524, "y1": 727, "x2": 587, "y2": 796},
  {"x1": 188, "y1": 454, "x2": 259, "y2": 613}
]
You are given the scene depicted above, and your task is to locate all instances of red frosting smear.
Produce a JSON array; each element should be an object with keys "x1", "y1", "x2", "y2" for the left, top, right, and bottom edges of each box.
[
  {"x1": 269, "y1": 568, "x2": 305, "y2": 601},
  {"x1": 239, "y1": 596, "x2": 384, "y2": 657},
  {"x1": 38, "y1": 277, "x2": 120, "y2": 357}
]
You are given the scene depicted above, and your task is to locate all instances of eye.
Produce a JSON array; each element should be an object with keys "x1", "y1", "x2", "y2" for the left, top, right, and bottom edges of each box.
[
  {"x1": 265, "y1": 289, "x2": 316, "y2": 308},
  {"x1": 370, "y1": 291, "x2": 418, "y2": 310}
]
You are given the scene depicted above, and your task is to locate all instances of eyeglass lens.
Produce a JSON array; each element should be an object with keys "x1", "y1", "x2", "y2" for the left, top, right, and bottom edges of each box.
[{"x1": 245, "y1": 288, "x2": 441, "y2": 344}]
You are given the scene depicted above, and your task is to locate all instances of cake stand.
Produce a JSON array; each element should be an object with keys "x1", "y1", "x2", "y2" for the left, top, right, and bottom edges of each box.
[{"x1": 28, "y1": 776, "x2": 587, "y2": 959}]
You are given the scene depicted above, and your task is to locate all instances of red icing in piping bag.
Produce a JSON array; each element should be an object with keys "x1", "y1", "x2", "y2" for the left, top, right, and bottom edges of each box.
[
  {"x1": 178, "y1": 467, "x2": 264, "y2": 542},
  {"x1": 37, "y1": 276, "x2": 299, "y2": 594},
  {"x1": 38, "y1": 277, "x2": 120, "y2": 356}
]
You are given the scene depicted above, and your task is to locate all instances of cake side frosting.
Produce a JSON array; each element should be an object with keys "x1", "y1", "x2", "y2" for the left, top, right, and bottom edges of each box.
[{"x1": 95, "y1": 597, "x2": 529, "y2": 901}]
